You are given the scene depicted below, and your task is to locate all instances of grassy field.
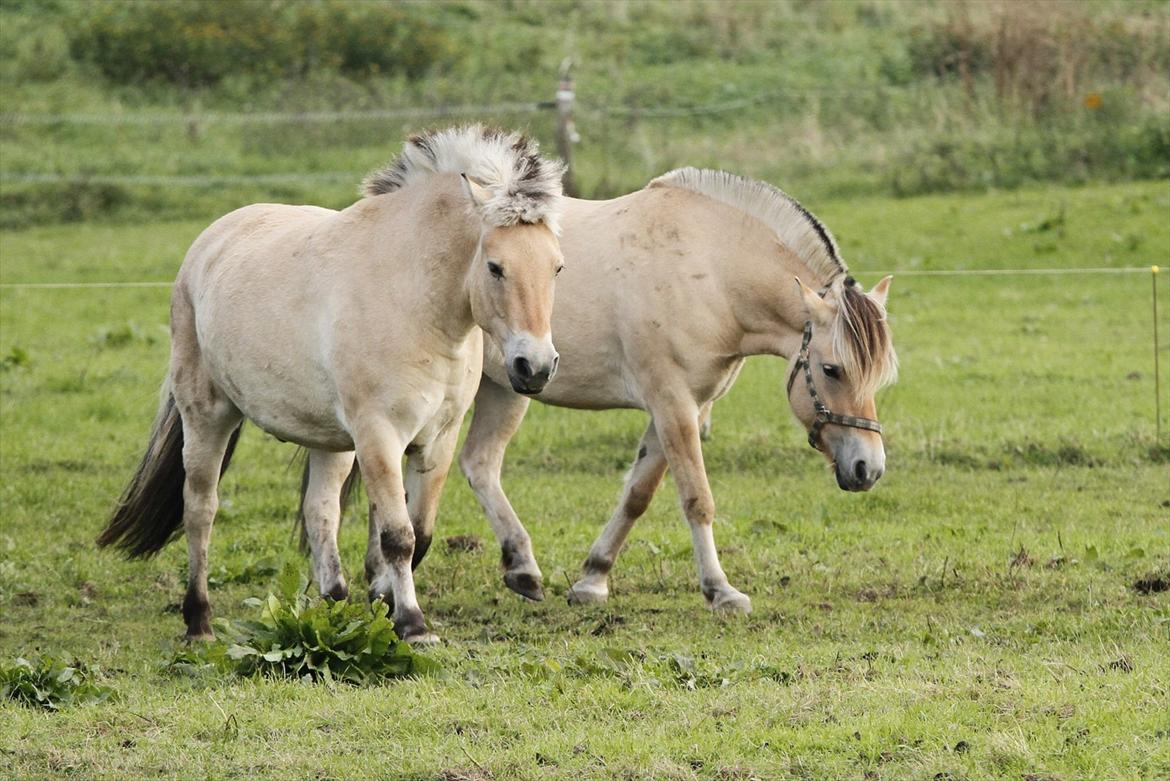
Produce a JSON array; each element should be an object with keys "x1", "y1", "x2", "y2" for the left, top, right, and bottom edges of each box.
[{"x1": 1, "y1": 179, "x2": 1168, "y2": 780}]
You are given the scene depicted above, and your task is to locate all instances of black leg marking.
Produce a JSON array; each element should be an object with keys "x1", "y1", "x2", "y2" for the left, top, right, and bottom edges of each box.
[
  {"x1": 181, "y1": 589, "x2": 212, "y2": 638},
  {"x1": 500, "y1": 539, "x2": 519, "y2": 571},
  {"x1": 500, "y1": 538, "x2": 543, "y2": 601},
  {"x1": 411, "y1": 533, "x2": 432, "y2": 570},
  {"x1": 394, "y1": 607, "x2": 428, "y2": 641},
  {"x1": 369, "y1": 588, "x2": 395, "y2": 612},
  {"x1": 326, "y1": 582, "x2": 349, "y2": 601},
  {"x1": 701, "y1": 579, "x2": 719, "y2": 603},
  {"x1": 380, "y1": 527, "x2": 414, "y2": 564},
  {"x1": 584, "y1": 554, "x2": 613, "y2": 576}
]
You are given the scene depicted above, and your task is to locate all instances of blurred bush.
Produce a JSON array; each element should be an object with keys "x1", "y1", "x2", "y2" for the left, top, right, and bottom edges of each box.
[
  {"x1": 907, "y1": 3, "x2": 1170, "y2": 117},
  {"x1": 0, "y1": 0, "x2": 1166, "y2": 227},
  {"x1": 68, "y1": 0, "x2": 462, "y2": 87}
]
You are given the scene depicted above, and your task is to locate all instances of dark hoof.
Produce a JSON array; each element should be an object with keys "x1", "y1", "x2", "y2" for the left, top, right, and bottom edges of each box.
[
  {"x1": 393, "y1": 610, "x2": 432, "y2": 644},
  {"x1": 184, "y1": 629, "x2": 215, "y2": 643},
  {"x1": 325, "y1": 582, "x2": 349, "y2": 601},
  {"x1": 504, "y1": 571, "x2": 545, "y2": 601}
]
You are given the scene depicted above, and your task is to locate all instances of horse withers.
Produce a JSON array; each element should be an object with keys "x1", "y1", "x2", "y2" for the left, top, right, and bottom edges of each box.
[{"x1": 97, "y1": 126, "x2": 566, "y2": 644}]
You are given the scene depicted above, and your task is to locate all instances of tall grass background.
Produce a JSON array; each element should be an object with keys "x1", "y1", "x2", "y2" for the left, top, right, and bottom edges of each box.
[{"x1": 0, "y1": 0, "x2": 1167, "y2": 228}]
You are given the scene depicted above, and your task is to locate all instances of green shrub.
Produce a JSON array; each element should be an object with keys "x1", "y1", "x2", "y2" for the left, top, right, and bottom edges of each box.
[
  {"x1": 1, "y1": 655, "x2": 114, "y2": 710},
  {"x1": 69, "y1": 0, "x2": 461, "y2": 87},
  {"x1": 211, "y1": 563, "x2": 439, "y2": 684}
]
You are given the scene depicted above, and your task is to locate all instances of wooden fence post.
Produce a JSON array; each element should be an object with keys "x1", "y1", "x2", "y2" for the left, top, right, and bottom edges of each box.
[{"x1": 554, "y1": 58, "x2": 580, "y2": 197}]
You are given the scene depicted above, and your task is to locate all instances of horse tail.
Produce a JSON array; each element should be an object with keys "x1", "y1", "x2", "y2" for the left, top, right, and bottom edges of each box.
[
  {"x1": 295, "y1": 451, "x2": 361, "y2": 553},
  {"x1": 97, "y1": 379, "x2": 242, "y2": 558}
]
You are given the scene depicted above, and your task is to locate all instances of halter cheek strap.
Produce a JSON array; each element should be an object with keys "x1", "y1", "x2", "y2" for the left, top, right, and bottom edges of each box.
[{"x1": 786, "y1": 321, "x2": 883, "y2": 450}]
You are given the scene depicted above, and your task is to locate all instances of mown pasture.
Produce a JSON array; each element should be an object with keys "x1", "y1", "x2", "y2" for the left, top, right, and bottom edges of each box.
[{"x1": 1, "y1": 180, "x2": 1168, "y2": 780}]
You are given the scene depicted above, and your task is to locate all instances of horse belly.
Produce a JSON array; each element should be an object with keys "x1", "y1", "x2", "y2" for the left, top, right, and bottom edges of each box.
[{"x1": 204, "y1": 343, "x2": 353, "y2": 450}]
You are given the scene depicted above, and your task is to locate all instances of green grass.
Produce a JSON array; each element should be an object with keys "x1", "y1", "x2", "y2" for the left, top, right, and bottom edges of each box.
[{"x1": 1, "y1": 180, "x2": 1169, "y2": 780}]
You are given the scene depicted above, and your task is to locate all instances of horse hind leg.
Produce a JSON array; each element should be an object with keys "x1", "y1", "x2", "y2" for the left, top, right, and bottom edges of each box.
[
  {"x1": 568, "y1": 421, "x2": 668, "y2": 605},
  {"x1": 403, "y1": 423, "x2": 460, "y2": 573},
  {"x1": 459, "y1": 378, "x2": 544, "y2": 601},
  {"x1": 652, "y1": 400, "x2": 751, "y2": 614},
  {"x1": 303, "y1": 450, "x2": 357, "y2": 601},
  {"x1": 356, "y1": 422, "x2": 437, "y2": 645},
  {"x1": 176, "y1": 399, "x2": 243, "y2": 640}
]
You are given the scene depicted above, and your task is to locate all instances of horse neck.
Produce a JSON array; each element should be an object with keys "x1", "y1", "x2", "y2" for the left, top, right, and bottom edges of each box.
[
  {"x1": 720, "y1": 224, "x2": 829, "y2": 361},
  {"x1": 363, "y1": 180, "x2": 482, "y2": 339}
]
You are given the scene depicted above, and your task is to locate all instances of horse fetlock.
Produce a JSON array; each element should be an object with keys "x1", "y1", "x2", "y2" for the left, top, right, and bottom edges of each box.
[
  {"x1": 567, "y1": 576, "x2": 609, "y2": 605},
  {"x1": 394, "y1": 607, "x2": 437, "y2": 645},
  {"x1": 366, "y1": 580, "x2": 395, "y2": 611},
  {"x1": 181, "y1": 591, "x2": 213, "y2": 639},
  {"x1": 324, "y1": 580, "x2": 349, "y2": 602},
  {"x1": 705, "y1": 584, "x2": 752, "y2": 614}
]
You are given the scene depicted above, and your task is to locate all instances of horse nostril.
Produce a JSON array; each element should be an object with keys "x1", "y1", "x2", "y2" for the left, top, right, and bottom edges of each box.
[
  {"x1": 551, "y1": 353, "x2": 560, "y2": 372},
  {"x1": 854, "y1": 460, "x2": 868, "y2": 483},
  {"x1": 512, "y1": 356, "x2": 533, "y2": 380}
]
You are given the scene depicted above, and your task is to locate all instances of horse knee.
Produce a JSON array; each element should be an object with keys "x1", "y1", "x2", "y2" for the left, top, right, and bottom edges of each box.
[
  {"x1": 379, "y1": 525, "x2": 415, "y2": 565},
  {"x1": 682, "y1": 494, "x2": 715, "y2": 524},
  {"x1": 624, "y1": 484, "x2": 656, "y2": 518},
  {"x1": 459, "y1": 448, "x2": 501, "y2": 491}
]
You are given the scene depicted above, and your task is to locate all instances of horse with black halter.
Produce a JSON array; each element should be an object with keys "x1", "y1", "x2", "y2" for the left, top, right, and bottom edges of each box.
[{"x1": 304, "y1": 167, "x2": 897, "y2": 615}]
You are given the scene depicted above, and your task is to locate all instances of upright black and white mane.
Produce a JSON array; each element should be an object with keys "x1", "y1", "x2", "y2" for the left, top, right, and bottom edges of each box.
[
  {"x1": 363, "y1": 124, "x2": 566, "y2": 233},
  {"x1": 649, "y1": 167, "x2": 897, "y2": 397}
]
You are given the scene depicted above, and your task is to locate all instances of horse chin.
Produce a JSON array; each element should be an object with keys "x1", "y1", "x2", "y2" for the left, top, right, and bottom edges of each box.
[{"x1": 509, "y1": 377, "x2": 546, "y2": 396}]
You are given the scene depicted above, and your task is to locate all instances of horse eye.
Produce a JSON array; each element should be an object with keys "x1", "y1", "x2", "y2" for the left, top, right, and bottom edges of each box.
[
  {"x1": 822, "y1": 364, "x2": 841, "y2": 380},
  {"x1": 487, "y1": 262, "x2": 504, "y2": 279}
]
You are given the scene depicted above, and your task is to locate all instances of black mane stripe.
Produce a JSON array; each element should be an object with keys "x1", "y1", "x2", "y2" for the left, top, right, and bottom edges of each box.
[{"x1": 647, "y1": 167, "x2": 846, "y2": 284}]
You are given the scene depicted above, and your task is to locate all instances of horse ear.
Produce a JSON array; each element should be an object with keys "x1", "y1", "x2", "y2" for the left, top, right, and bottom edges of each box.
[
  {"x1": 461, "y1": 173, "x2": 493, "y2": 210},
  {"x1": 869, "y1": 275, "x2": 892, "y2": 309},
  {"x1": 794, "y1": 277, "x2": 834, "y2": 326}
]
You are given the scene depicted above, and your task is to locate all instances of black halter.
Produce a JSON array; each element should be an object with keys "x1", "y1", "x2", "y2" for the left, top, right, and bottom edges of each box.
[{"x1": 786, "y1": 321, "x2": 883, "y2": 450}]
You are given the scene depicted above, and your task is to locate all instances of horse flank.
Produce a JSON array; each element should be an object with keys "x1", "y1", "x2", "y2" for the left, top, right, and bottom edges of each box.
[
  {"x1": 362, "y1": 124, "x2": 567, "y2": 234},
  {"x1": 649, "y1": 166, "x2": 896, "y2": 399}
]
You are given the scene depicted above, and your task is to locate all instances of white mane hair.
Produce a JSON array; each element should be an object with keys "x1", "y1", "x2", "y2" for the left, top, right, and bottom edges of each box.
[
  {"x1": 649, "y1": 167, "x2": 897, "y2": 397},
  {"x1": 647, "y1": 167, "x2": 846, "y2": 284},
  {"x1": 362, "y1": 124, "x2": 566, "y2": 233}
]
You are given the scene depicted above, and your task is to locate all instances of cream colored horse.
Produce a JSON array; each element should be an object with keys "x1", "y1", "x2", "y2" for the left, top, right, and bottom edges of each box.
[
  {"x1": 306, "y1": 168, "x2": 897, "y2": 617},
  {"x1": 458, "y1": 169, "x2": 897, "y2": 612},
  {"x1": 98, "y1": 126, "x2": 565, "y2": 644}
]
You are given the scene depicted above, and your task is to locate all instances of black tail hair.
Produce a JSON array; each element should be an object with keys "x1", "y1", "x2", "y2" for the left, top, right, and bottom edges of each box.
[
  {"x1": 97, "y1": 393, "x2": 241, "y2": 558},
  {"x1": 295, "y1": 452, "x2": 362, "y2": 553}
]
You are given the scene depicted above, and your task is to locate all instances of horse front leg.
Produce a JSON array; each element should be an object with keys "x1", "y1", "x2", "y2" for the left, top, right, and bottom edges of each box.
[
  {"x1": 355, "y1": 426, "x2": 436, "y2": 645},
  {"x1": 568, "y1": 420, "x2": 668, "y2": 605},
  {"x1": 458, "y1": 378, "x2": 544, "y2": 601},
  {"x1": 650, "y1": 397, "x2": 752, "y2": 614}
]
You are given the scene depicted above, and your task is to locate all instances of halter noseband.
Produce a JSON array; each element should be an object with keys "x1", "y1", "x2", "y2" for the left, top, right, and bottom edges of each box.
[{"x1": 786, "y1": 321, "x2": 883, "y2": 450}]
